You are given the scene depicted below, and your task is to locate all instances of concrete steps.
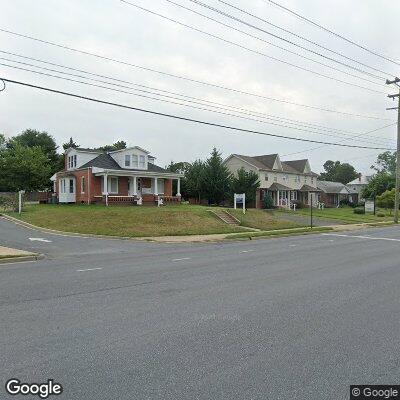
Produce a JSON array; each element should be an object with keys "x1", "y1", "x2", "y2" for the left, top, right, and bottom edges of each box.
[{"x1": 210, "y1": 209, "x2": 241, "y2": 225}]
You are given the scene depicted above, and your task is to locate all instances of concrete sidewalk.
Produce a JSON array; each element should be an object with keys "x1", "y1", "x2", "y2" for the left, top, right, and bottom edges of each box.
[{"x1": 0, "y1": 245, "x2": 40, "y2": 263}]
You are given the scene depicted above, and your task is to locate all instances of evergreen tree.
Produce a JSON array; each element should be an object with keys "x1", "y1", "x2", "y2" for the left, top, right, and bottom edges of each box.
[{"x1": 230, "y1": 167, "x2": 260, "y2": 205}]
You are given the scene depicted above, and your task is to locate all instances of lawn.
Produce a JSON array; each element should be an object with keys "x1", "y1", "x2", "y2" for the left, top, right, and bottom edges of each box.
[
  {"x1": 294, "y1": 206, "x2": 393, "y2": 224},
  {"x1": 229, "y1": 208, "x2": 302, "y2": 230}
]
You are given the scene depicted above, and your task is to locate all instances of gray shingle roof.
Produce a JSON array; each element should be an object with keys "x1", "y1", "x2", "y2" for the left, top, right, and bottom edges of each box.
[
  {"x1": 283, "y1": 159, "x2": 308, "y2": 173},
  {"x1": 317, "y1": 180, "x2": 349, "y2": 194},
  {"x1": 253, "y1": 154, "x2": 278, "y2": 169},
  {"x1": 80, "y1": 153, "x2": 169, "y2": 172}
]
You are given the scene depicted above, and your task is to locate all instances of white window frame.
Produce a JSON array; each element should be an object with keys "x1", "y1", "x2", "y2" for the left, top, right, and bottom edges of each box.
[
  {"x1": 124, "y1": 155, "x2": 131, "y2": 167},
  {"x1": 274, "y1": 176, "x2": 277, "y2": 182},
  {"x1": 132, "y1": 154, "x2": 138, "y2": 168},
  {"x1": 81, "y1": 176, "x2": 85, "y2": 193},
  {"x1": 139, "y1": 155, "x2": 145, "y2": 169},
  {"x1": 69, "y1": 178, "x2": 74, "y2": 194},
  {"x1": 73, "y1": 155, "x2": 77, "y2": 168},
  {"x1": 157, "y1": 179, "x2": 165, "y2": 194},
  {"x1": 109, "y1": 177, "x2": 119, "y2": 194},
  {"x1": 265, "y1": 174, "x2": 268, "y2": 181}
]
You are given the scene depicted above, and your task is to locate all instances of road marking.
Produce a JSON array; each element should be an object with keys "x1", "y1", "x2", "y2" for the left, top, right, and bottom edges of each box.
[
  {"x1": 29, "y1": 237, "x2": 52, "y2": 243},
  {"x1": 323, "y1": 233, "x2": 400, "y2": 242},
  {"x1": 76, "y1": 267, "x2": 103, "y2": 272},
  {"x1": 289, "y1": 244, "x2": 297, "y2": 247},
  {"x1": 240, "y1": 249, "x2": 254, "y2": 253},
  {"x1": 172, "y1": 257, "x2": 191, "y2": 262}
]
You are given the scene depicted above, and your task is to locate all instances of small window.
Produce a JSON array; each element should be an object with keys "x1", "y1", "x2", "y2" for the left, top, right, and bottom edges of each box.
[
  {"x1": 81, "y1": 176, "x2": 85, "y2": 193},
  {"x1": 265, "y1": 174, "x2": 268, "y2": 181},
  {"x1": 311, "y1": 177, "x2": 314, "y2": 184},
  {"x1": 109, "y1": 177, "x2": 118, "y2": 194},
  {"x1": 139, "y1": 155, "x2": 145, "y2": 168},
  {"x1": 125, "y1": 155, "x2": 131, "y2": 167},
  {"x1": 73, "y1": 155, "x2": 77, "y2": 167},
  {"x1": 67, "y1": 156, "x2": 71, "y2": 169},
  {"x1": 132, "y1": 154, "x2": 138, "y2": 168},
  {"x1": 274, "y1": 176, "x2": 277, "y2": 182},
  {"x1": 69, "y1": 179, "x2": 74, "y2": 194}
]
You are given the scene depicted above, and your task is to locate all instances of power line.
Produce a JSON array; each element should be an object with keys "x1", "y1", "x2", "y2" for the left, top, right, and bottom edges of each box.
[
  {"x1": 3, "y1": 61, "x2": 392, "y2": 146},
  {"x1": 1, "y1": 50, "x2": 394, "y2": 144},
  {"x1": 265, "y1": 0, "x2": 400, "y2": 68},
  {"x1": 182, "y1": 0, "x2": 386, "y2": 81},
  {"x1": 0, "y1": 77, "x2": 395, "y2": 150},
  {"x1": 118, "y1": 0, "x2": 387, "y2": 94},
  {"x1": 0, "y1": 28, "x2": 391, "y2": 120},
  {"x1": 215, "y1": 0, "x2": 396, "y2": 78}
]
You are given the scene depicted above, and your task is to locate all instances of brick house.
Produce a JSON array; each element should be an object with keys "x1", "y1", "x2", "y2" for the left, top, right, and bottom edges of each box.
[{"x1": 51, "y1": 146, "x2": 183, "y2": 205}]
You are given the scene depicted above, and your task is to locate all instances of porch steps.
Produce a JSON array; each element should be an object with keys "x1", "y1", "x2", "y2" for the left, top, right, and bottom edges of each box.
[{"x1": 209, "y1": 209, "x2": 241, "y2": 225}]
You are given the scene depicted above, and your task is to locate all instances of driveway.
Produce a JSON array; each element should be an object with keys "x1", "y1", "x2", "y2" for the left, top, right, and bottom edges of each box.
[{"x1": 1, "y1": 217, "x2": 400, "y2": 399}]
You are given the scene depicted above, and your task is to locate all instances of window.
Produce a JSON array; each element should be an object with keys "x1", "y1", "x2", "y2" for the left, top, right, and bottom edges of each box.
[
  {"x1": 69, "y1": 179, "x2": 74, "y2": 194},
  {"x1": 296, "y1": 175, "x2": 301, "y2": 183},
  {"x1": 139, "y1": 155, "x2": 145, "y2": 169},
  {"x1": 311, "y1": 177, "x2": 314, "y2": 184},
  {"x1": 73, "y1": 155, "x2": 77, "y2": 167},
  {"x1": 274, "y1": 176, "x2": 277, "y2": 182},
  {"x1": 124, "y1": 155, "x2": 131, "y2": 167},
  {"x1": 157, "y1": 179, "x2": 165, "y2": 194},
  {"x1": 282, "y1": 175, "x2": 288, "y2": 181},
  {"x1": 132, "y1": 154, "x2": 138, "y2": 168},
  {"x1": 60, "y1": 179, "x2": 66, "y2": 193},
  {"x1": 81, "y1": 176, "x2": 85, "y2": 193},
  {"x1": 265, "y1": 174, "x2": 268, "y2": 181},
  {"x1": 67, "y1": 156, "x2": 71, "y2": 169},
  {"x1": 109, "y1": 177, "x2": 118, "y2": 194}
]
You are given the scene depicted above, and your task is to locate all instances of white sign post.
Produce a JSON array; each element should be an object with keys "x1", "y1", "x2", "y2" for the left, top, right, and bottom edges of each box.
[
  {"x1": 18, "y1": 190, "x2": 25, "y2": 214},
  {"x1": 234, "y1": 193, "x2": 246, "y2": 214}
]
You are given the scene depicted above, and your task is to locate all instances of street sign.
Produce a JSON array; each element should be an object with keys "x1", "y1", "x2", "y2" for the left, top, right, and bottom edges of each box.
[
  {"x1": 365, "y1": 199, "x2": 375, "y2": 213},
  {"x1": 234, "y1": 193, "x2": 246, "y2": 214}
]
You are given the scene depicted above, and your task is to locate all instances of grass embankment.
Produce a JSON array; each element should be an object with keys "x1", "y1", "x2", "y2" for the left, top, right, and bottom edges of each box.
[
  {"x1": 6, "y1": 204, "x2": 250, "y2": 237},
  {"x1": 229, "y1": 208, "x2": 302, "y2": 230},
  {"x1": 294, "y1": 207, "x2": 393, "y2": 224}
]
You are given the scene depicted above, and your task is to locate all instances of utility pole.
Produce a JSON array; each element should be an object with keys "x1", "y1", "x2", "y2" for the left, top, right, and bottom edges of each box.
[{"x1": 386, "y1": 77, "x2": 400, "y2": 223}]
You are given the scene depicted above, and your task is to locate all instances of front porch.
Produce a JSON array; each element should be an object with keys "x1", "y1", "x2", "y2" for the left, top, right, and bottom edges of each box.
[{"x1": 93, "y1": 172, "x2": 182, "y2": 206}]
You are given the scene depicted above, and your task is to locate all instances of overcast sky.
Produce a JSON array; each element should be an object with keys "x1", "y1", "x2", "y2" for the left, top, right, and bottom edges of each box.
[{"x1": 1, "y1": 0, "x2": 399, "y2": 173}]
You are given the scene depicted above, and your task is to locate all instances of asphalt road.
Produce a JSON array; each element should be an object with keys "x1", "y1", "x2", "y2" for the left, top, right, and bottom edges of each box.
[{"x1": 1, "y1": 217, "x2": 400, "y2": 400}]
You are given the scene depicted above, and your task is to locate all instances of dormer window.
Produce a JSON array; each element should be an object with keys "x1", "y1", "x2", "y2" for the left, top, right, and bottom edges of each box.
[
  {"x1": 124, "y1": 154, "x2": 130, "y2": 167},
  {"x1": 67, "y1": 155, "x2": 77, "y2": 169},
  {"x1": 132, "y1": 154, "x2": 138, "y2": 168},
  {"x1": 139, "y1": 155, "x2": 145, "y2": 169}
]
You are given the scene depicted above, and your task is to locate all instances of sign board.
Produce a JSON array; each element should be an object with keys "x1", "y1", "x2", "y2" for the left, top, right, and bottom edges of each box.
[
  {"x1": 234, "y1": 193, "x2": 246, "y2": 214},
  {"x1": 365, "y1": 199, "x2": 375, "y2": 213}
]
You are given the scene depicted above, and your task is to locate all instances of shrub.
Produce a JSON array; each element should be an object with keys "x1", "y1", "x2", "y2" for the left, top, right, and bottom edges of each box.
[
  {"x1": 353, "y1": 207, "x2": 365, "y2": 214},
  {"x1": 291, "y1": 200, "x2": 305, "y2": 209},
  {"x1": 376, "y1": 212, "x2": 385, "y2": 217},
  {"x1": 0, "y1": 195, "x2": 18, "y2": 212},
  {"x1": 263, "y1": 193, "x2": 274, "y2": 209}
]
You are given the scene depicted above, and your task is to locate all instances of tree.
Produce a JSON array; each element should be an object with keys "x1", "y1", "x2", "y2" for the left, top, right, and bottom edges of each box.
[
  {"x1": 371, "y1": 151, "x2": 396, "y2": 176},
  {"x1": 202, "y1": 148, "x2": 232, "y2": 204},
  {"x1": 7, "y1": 129, "x2": 60, "y2": 174},
  {"x1": 376, "y1": 188, "x2": 395, "y2": 211},
  {"x1": 319, "y1": 160, "x2": 359, "y2": 184},
  {"x1": 362, "y1": 172, "x2": 395, "y2": 198},
  {"x1": 0, "y1": 144, "x2": 52, "y2": 191},
  {"x1": 97, "y1": 140, "x2": 127, "y2": 151},
  {"x1": 183, "y1": 160, "x2": 205, "y2": 201},
  {"x1": 166, "y1": 161, "x2": 190, "y2": 174},
  {"x1": 230, "y1": 167, "x2": 260, "y2": 206},
  {"x1": 62, "y1": 137, "x2": 79, "y2": 150}
]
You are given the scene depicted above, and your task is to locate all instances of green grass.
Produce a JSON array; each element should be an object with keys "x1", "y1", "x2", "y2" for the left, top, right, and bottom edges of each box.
[
  {"x1": 229, "y1": 208, "x2": 302, "y2": 230},
  {"x1": 292, "y1": 206, "x2": 393, "y2": 224},
  {"x1": 6, "y1": 204, "x2": 250, "y2": 237},
  {"x1": 5, "y1": 204, "x2": 305, "y2": 238}
]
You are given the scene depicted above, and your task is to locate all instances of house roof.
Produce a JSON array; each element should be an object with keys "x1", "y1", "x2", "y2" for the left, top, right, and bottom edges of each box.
[
  {"x1": 347, "y1": 175, "x2": 373, "y2": 185},
  {"x1": 300, "y1": 184, "x2": 321, "y2": 192},
  {"x1": 317, "y1": 180, "x2": 349, "y2": 194},
  {"x1": 80, "y1": 153, "x2": 169, "y2": 173},
  {"x1": 230, "y1": 154, "x2": 317, "y2": 175},
  {"x1": 268, "y1": 182, "x2": 291, "y2": 191}
]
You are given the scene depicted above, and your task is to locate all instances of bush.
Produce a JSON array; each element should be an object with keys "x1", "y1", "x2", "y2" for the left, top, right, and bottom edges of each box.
[
  {"x1": 353, "y1": 207, "x2": 365, "y2": 214},
  {"x1": 0, "y1": 195, "x2": 18, "y2": 212},
  {"x1": 376, "y1": 212, "x2": 385, "y2": 217},
  {"x1": 263, "y1": 193, "x2": 274, "y2": 209},
  {"x1": 291, "y1": 200, "x2": 305, "y2": 209}
]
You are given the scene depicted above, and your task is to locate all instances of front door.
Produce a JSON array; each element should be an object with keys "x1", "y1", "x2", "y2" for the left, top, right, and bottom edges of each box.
[{"x1": 59, "y1": 177, "x2": 76, "y2": 203}]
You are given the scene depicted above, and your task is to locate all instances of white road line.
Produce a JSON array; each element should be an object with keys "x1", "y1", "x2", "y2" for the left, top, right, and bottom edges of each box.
[
  {"x1": 29, "y1": 237, "x2": 52, "y2": 243},
  {"x1": 289, "y1": 244, "x2": 297, "y2": 247},
  {"x1": 323, "y1": 233, "x2": 400, "y2": 242},
  {"x1": 172, "y1": 257, "x2": 191, "y2": 262},
  {"x1": 240, "y1": 250, "x2": 254, "y2": 253},
  {"x1": 76, "y1": 267, "x2": 103, "y2": 272}
]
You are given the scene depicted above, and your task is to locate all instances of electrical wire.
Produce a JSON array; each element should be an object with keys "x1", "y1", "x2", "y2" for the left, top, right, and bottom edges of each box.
[
  {"x1": 0, "y1": 28, "x2": 391, "y2": 120},
  {"x1": 0, "y1": 77, "x2": 394, "y2": 150}
]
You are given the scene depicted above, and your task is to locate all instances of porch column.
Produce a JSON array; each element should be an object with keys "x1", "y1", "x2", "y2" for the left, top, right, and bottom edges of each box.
[
  {"x1": 277, "y1": 190, "x2": 280, "y2": 206},
  {"x1": 133, "y1": 176, "x2": 137, "y2": 196},
  {"x1": 176, "y1": 178, "x2": 181, "y2": 197},
  {"x1": 153, "y1": 177, "x2": 158, "y2": 195},
  {"x1": 103, "y1": 173, "x2": 108, "y2": 206}
]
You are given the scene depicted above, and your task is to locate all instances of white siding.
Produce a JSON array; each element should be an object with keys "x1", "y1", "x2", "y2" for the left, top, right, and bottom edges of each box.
[
  {"x1": 66, "y1": 149, "x2": 100, "y2": 171},
  {"x1": 110, "y1": 148, "x2": 149, "y2": 170}
]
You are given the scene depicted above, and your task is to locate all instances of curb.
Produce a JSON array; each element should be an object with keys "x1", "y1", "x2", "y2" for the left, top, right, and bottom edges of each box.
[{"x1": 0, "y1": 254, "x2": 44, "y2": 265}]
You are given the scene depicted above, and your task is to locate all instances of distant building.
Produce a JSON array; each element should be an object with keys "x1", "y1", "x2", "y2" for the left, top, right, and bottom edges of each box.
[{"x1": 346, "y1": 174, "x2": 373, "y2": 202}]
